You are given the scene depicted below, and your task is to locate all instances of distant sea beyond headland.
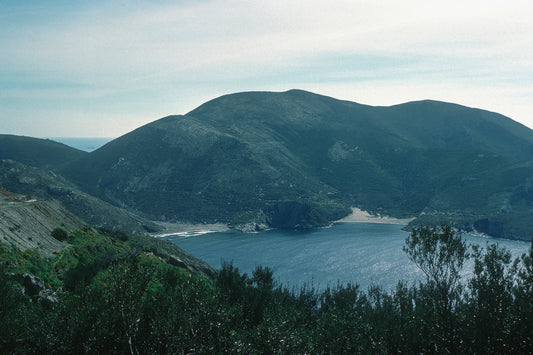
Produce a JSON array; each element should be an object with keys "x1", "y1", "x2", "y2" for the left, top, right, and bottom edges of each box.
[{"x1": 49, "y1": 137, "x2": 114, "y2": 152}]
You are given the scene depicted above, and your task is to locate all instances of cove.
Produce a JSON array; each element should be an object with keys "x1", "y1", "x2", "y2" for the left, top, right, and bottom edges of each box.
[{"x1": 165, "y1": 223, "x2": 530, "y2": 291}]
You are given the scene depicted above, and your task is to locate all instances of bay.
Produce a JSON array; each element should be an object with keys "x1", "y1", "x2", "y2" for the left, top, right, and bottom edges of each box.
[{"x1": 165, "y1": 223, "x2": 530, "y2": 291}]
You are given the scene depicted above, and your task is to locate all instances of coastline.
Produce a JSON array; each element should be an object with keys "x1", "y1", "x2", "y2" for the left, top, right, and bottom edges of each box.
[
  {"x1": 336, "y1": 207, "x2": 415, "y2": 226},
  {"x1": 151, "y1": 207, "x2": 416, "y2": 238},
  {"x1": 151, "y1": 221, "x2": 229, "y2": 238}
]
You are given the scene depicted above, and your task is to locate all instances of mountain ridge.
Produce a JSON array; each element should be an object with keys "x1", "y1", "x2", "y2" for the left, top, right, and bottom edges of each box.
[
  {"x1": 2, "y1": 90, "x2": 532, "y2": 239},
  {"x1": 0, "y1": 134, "x2": 87, "y2": 168},
  {"x1": 0, "y1": 159, "x2": 163, "y2": 236},
  {"x1": 54, "y1": 90, "x2": 533, "y2": 239}
]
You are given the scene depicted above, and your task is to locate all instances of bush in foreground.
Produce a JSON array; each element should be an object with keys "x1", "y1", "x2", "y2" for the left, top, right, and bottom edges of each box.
[{"x1": 0, "y1": 225, "x2": 532, "y2": 353}]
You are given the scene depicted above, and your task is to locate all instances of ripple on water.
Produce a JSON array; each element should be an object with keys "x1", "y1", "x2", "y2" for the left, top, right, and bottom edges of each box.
[{"x1": 165, "y1": 223, "x2": 529, "y2": 291}]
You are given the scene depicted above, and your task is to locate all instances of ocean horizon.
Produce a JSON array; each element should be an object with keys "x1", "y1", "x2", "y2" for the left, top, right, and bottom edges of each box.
[{"x1": 49, "y1": 137, "x2": 114, "y2": 152}]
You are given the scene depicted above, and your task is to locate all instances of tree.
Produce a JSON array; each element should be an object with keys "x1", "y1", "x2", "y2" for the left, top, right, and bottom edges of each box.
[
  {"x1": 510, "y1": 238, "x2": 533, "y2": 353},
  {"x1": 403, "y1": 224, "x2": 469, "y2": 353},
  {"x1": 467, "y1": 243, "x2": 514, "y2": 353},
  {"x1": 0, "y1": 271, "x2": 27, "y2": 352},
  {"x1": 404, "y1": 224, "x2": 468, "y2": 306},
  {"x1": 51, "y1": 227, "x2": 68, "y2": 241}
]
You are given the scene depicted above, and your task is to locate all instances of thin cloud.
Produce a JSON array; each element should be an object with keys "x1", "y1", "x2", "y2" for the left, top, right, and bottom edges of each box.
[{"x1": 1, "y1": 0, "x2": 533, "y2": 136}]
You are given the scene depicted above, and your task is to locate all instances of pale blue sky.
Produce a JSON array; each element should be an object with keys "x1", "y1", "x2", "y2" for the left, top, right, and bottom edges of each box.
[{"x1": 2, "y1": 0, "x2": 533, "y2": 137}]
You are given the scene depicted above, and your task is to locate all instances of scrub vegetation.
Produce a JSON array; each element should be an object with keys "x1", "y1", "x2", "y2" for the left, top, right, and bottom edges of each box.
[
  {"x1": 4, "y1": 90, "x2": 533, "y2": 238},
  {"x1": 58, "y1": 90, "x2": 533, "y2": 238},
  {"x1": 1, "y1": 224, "x2": 532, "y2": 353}
]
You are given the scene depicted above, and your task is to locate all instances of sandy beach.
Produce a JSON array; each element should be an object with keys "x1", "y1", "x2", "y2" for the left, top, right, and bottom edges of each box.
[
  {"x1": 151, "y1": 221, "x2": 229, "y2": 238},
  {"x1": 151, "y1": 207, "x2": 415, "y2": 237},
  {"x1": 337, "y1": 207, "x2": 415, "y2": 225}
]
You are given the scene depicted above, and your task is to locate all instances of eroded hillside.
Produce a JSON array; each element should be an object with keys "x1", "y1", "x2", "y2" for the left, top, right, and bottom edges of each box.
[{"x1": 0, "y1": 189, "x2": 84, "y2": 256}]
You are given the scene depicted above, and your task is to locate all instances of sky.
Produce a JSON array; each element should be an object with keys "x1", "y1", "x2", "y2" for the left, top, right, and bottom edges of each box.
[{"x1": 1, "y1": 0, "x2": 533, "y2": 138}]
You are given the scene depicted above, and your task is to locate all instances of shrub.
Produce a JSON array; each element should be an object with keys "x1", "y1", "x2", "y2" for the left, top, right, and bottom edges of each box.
[{"x1": 51, "y1": 228, "x2": 68, "y2": 242}]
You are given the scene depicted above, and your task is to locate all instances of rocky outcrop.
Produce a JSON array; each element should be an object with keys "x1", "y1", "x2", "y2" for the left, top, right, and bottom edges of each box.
[
  {"x1": 10, "y1": 273, "x2": 59, "y2": 304},
  {"x1": 0, "y1": 159, "x2": 163, "y2": 236},
  {"x1": 232, "y1": 211, "x2": 270, "y2": 232},
  {"x1": 0, "y1": 189, "x2": 84, "y2": 256},
  {"x1": 129, "y1": 234, "x2": 217, "y2": 280}
]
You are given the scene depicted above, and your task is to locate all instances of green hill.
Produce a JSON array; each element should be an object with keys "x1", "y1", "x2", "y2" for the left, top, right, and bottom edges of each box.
[
  {"x1": 0, "y1": 159, "x2": 163, "y2": 236},
  {"x1": 0, "y1": 135, "x2": 87, "y2": 168},
  {"x1": 60, "y1": 90, "x2": 533, "y2": 239}
]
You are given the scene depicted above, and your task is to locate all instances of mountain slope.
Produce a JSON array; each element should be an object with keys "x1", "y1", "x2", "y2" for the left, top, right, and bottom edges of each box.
[
  {"x1": 62, "y1": 90, "x2": 533, "y2": 238},
  {"x1": 0, "y1": 135, "x2": 87, "y2": 168},
  {"x1": 0, "y1": 189, "x2": 85, "y2": 256},
  {"x1": 0, "y1": 159, "x2": 163, "y2": 235}
]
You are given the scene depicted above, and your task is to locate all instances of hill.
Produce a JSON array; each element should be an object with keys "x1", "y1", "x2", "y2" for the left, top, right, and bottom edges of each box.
[
  {"x1": 0, "y1": 159, "x2": 163, "y2": 235},
  {"x1": 0, "y1": 186, "x2": 216, "y2": 276},
  {"x1": 0, "y1": 135, "x2": 86, "y2": 168},
  {"x1": 0, "y1": 189, "x2": 85, "y2": 256},
  {"x1": 60, "y1": 90, "x2": 533, "y2": 239}
]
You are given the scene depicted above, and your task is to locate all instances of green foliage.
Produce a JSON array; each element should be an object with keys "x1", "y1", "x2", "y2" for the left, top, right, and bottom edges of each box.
[
  {"x1": 58, "y1": 90, "x2": 533, "y2": 236},
  {"x1": 403, "y1": 224, "x2": 468, "y2": 304},
  {"x1": 466, "y1": 243, "x2": 515, "y2": 352},
  {"x1": 0, "y1": 271, "x2": 27, "y2": 351},
  {"x1": 51, "y1": 227, "x2": 68, "y2": 241},
  {"x1": 1, "y1": 225, "x2": 533, "y2": 353},
  {"x1": 96, "y1": 227, "x2": 129, "y2": 241},
  {"x1": 403, "y1": 225, "x2": 469, "y2": 353},
  {"x1": 63, "y1": 251, "x2": 116, "y2": 291},
  {"x1": 0, "y1": 134, "x2": 86, "y2": 169},
  {"x1": 266, "y1": 200, "x2": 348, "y2": 229},
  {"x1": 8, "y1": 224, "x2": 21, "y2": 233}
]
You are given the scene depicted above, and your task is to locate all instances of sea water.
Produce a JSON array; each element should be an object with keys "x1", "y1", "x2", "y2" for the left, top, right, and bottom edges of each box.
[
  {"x1": 165, "y1": 223, "x2": 530, "y2": 291},
  {"x1": 49, "y1": 137, "x2": 114, "y2": 152}
]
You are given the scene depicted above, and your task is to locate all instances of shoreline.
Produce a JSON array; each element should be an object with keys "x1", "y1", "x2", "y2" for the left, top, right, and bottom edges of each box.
[
  {"x1": 151, "y1": 221, "x2": 229, "y2": 238},
  {"x1": 151, "y1": 207, "x2": 416, "y2": 238},
  {"x1": 336, "y1": 207, "x2": 415, "y2": 226}
]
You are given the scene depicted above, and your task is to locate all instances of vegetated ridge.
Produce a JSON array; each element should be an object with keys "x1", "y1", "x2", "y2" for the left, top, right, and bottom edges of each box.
[
  {"x1": 0, "y1": 158, "x2": 162, "y2": 236},
  {"x1": 2, "y1": 92, "x2": 533, "y2": 353},
  {"x1": 59, "y1": 90, "x2": 533, "y2": 239},
  {"x1": 0, "y1": 134, "x2": 86, "y2": 168}
]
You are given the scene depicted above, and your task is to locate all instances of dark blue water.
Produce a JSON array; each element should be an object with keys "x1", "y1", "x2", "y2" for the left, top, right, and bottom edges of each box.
[
  {"x1": 49, "y1": 137, "x2": 114, "y2": 152},
  {"x1": 165, "y1": 223, "x2": 530, "y2": 291}
]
